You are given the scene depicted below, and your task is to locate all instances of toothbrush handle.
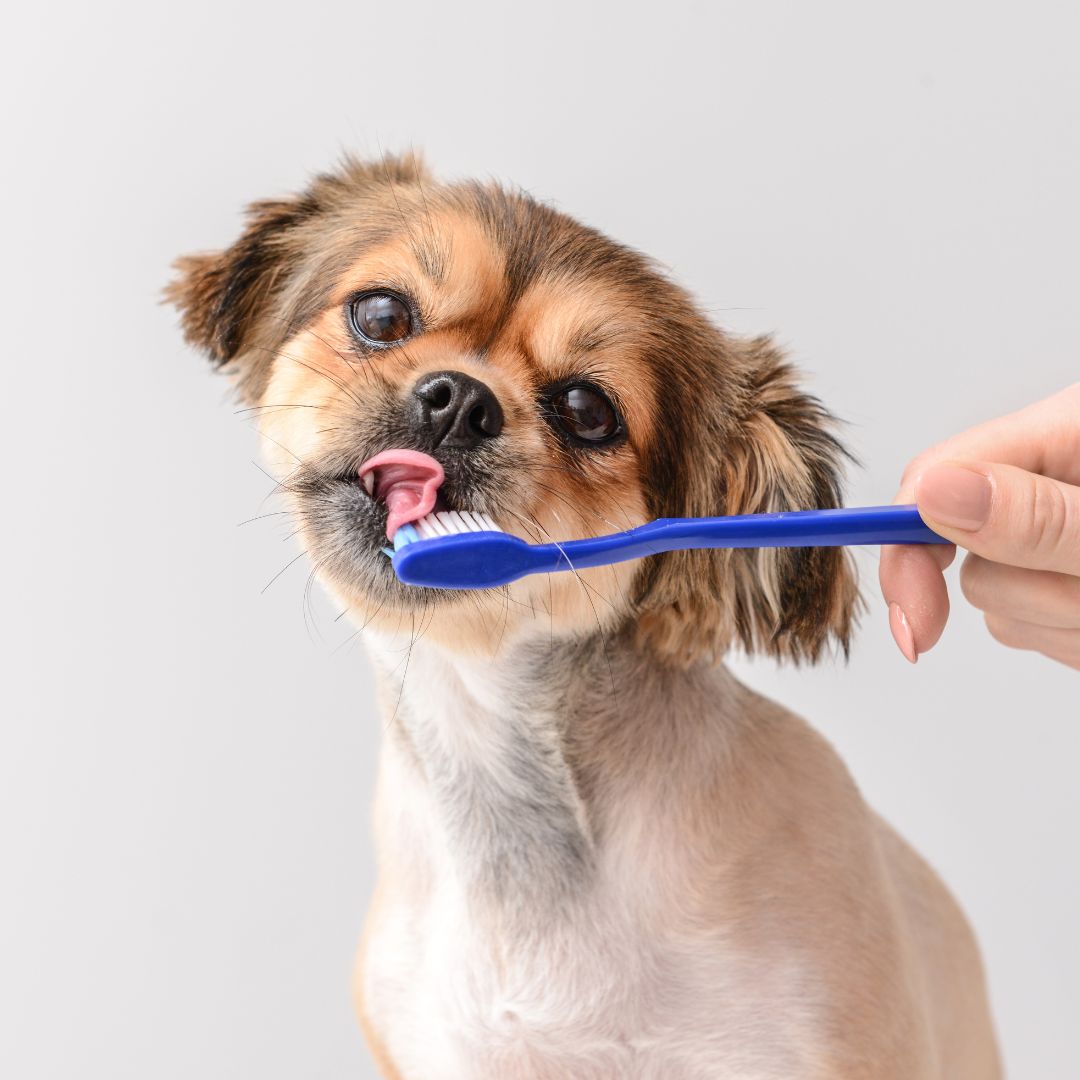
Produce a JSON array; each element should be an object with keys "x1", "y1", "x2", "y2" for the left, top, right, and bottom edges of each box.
[{"x1": 541, "y1": 505, "x2": 947, "y2": 572}]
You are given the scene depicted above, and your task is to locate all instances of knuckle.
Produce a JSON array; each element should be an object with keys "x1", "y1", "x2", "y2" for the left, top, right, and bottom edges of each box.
[{"x1": 1027, "y1": 479, "x2": 1073, "y2": 558}]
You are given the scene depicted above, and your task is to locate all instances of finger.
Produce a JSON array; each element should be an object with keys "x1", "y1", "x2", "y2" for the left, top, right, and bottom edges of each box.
[
  {"x1": 915, "y1": 461, "x2": 1080, "y2": 576},
  {"x1": 983, "y1": 614, "x2": 1080, "y2": 671},
  {"x1": 960, "y1": 554, "x2": 1080, "y2": 628},
  {"x1": 879, "y1": 543, "x2": 956, "y2": 661},
  {"x1": 894, "y1": 383, "x2": 1080, "y2": 499}
]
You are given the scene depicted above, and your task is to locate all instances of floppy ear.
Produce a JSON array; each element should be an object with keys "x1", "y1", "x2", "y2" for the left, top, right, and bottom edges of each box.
[
  {"x1": 633, "y1": 334, "x2": 861, "y2": 666},
  {"x1": 164, "y1": 151, "x2": 430, "y2": 401},
  {"x1": 164, "y1": 196, "x2": 313, "y2": 379}
]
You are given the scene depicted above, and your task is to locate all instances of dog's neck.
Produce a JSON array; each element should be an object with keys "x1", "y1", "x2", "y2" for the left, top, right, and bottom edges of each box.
[{"x1": 364, "y1": 626, "x2": 745, "y2": 918}]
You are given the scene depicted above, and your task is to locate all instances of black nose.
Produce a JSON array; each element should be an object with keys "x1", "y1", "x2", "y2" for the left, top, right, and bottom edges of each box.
[{"x1": 410, "y1": 370, "x2": 504, "y2": 449}]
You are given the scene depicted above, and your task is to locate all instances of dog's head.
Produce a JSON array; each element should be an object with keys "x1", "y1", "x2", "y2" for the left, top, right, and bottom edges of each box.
[{"x1": 167, "y1": 154, "x2": 858, "y2": 664}]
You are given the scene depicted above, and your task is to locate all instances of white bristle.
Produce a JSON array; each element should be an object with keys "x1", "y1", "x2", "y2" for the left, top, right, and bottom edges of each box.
[{"x1": 409, "y1": 510, "x2": 504, "y2": 537}]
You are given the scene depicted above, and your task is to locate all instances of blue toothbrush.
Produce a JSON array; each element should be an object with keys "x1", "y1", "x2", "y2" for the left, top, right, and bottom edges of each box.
[{"x1": 385, "y1": 505, "x2": 947, "y2": 590}]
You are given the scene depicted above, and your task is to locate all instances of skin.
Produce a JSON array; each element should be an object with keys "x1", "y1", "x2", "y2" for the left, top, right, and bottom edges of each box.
[{"x1": 880, "y1": 383, "x2": 1080, "y2": 669}]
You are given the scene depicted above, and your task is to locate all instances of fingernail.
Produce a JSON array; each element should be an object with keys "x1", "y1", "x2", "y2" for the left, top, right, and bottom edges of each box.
[
  {"x1": 889, "y1": 602, "x2": 918, "y2": 664},
  {"x1": 915, "y1": 463, "x2": 992, "y2": 531}
]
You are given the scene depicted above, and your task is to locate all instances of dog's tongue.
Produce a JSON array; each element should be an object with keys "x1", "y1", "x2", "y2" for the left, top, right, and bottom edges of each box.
[{"x1": 359, "y1": 450, "x2": 445, "y2": 540}]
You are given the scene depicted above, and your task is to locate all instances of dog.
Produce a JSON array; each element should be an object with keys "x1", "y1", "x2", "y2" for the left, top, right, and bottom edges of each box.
[{"x1": 168, "y1": 154, "x2": 1001, "y2": 1079}]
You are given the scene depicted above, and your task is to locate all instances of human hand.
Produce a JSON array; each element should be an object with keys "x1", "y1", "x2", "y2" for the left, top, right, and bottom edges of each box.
[{"x1": 879, "y1": 383, "x2": 1080, "y2": 669}]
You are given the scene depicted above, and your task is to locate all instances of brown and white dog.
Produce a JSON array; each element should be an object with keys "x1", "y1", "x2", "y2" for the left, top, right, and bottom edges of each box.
[{"x1": 169, "y1": 155, "x2": 1001, "y2": 1079}]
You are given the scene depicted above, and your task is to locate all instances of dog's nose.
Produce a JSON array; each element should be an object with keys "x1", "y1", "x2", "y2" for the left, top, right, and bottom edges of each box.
[{"x1": 409, "y1": 370, "x2": 504, "y2": 449}]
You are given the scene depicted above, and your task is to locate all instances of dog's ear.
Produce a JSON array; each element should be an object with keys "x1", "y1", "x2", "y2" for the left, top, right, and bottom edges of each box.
[
  {"x1": 633, "y1": 334, "x2": 861, "y2": 666},
  {"x1": 164, "y1": 151, "x2": 430, "y2": 400},
  {"x1": 165, "y1": 196, "x2": 312, "y2": 373}
]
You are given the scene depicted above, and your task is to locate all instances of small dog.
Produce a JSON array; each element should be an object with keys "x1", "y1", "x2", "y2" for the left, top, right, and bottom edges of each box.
[{"x1": 169, "y1": 155, "x2": 1001, "y2": 1079}]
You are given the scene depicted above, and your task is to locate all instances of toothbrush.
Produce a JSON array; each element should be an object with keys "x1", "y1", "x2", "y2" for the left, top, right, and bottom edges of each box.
[{"x1": 385, "y1": 505, "x2": 948, "y2": 590}]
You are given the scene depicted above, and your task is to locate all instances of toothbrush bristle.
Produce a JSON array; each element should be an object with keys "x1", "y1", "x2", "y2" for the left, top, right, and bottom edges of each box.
[{"x1": 403, "y1": 511, "x2": 503, "y2": 544}]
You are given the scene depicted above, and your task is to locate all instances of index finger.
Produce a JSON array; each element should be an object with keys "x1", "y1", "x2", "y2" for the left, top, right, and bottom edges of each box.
[{"x1": 895, "y1": 382, "x2": 1080, "y2": 501}]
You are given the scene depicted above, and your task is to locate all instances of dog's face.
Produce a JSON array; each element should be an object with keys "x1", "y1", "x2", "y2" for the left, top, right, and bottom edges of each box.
[{"x1": 168, "y1": 155, "x2": 858, "y2": 664}]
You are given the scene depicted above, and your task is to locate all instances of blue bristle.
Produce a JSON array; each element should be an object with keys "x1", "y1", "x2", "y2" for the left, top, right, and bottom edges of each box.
[{"x1": 393, "y1": 524, "x2": 421, "y2": 551}]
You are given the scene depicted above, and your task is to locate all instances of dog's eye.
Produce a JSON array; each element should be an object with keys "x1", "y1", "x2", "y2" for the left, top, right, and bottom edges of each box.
[
  {"x1": 549, "y1": 384, "x2": 623, "y2": 445},
  {"x1": 349, "y1": 293, "x2": 413, "y2": 344}
]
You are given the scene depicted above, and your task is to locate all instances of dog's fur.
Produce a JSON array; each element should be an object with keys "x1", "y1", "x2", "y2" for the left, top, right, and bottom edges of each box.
[{"x1": 169, "y1": 155, "x2": 1001, "y2": 1078}]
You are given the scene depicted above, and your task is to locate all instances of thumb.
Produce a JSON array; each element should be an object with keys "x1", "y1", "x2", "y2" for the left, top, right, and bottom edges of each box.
[{"x1": 915, "y1": 461, "x2": 1080, "y2": 576}]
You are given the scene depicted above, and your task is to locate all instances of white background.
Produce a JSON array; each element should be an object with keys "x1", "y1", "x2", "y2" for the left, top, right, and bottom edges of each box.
[{"x1": 3, "y1": 2, "x2": 1077, "y2": 1076}]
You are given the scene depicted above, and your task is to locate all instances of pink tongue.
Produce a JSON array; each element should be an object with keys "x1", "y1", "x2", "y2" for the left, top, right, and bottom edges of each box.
[
  {"x1": 383, "y1": 484, "x2": 427, "y2": 537},
  {"x1": 358, "y1": 450, "x2": 445, "y2": 540}
]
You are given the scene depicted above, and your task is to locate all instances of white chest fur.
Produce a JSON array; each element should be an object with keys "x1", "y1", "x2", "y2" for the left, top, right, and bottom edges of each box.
[
  {"x1": 363, "y1": 844, "x2": 818, "y2": 1080},
  {"x1": 358, "y1": 636, "x2": 830, "y2": 1080},
  {"x1": 366, "y1": 860, "x2": 655, "y2": 1078}
]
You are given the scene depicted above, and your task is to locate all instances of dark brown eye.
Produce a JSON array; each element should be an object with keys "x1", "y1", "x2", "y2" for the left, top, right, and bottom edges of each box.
[
  {"x1": 349, "y1": 293, "x2": 413, "y2": 344},
  {"x1": 549, "y1": 384, "x2": 623, "y2": 445}
]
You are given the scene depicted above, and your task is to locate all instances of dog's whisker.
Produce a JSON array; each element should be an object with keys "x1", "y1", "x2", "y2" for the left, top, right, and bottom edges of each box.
[
  {"x1": 245, "y1": 344, "x2": 368, "y2": 412},
  {"x1": 385, "y1": 609, "x2": 420, "y2": 734},
  {"x1": 332, "y1": 597, "x2": 388, "y2": 655},
  {"x1": 516, "y1": 475, "x2": 634, "y2": 538},
  {"x1": 255, "y1": 312, "x2": 366, "y2": 380},
  {"x1": 254, "y1": 427, "x2": 305, "y2": 466},
  {"x1": 502, "y1": 509, "x2": 619, "y2": 615},
  {"x1": 260, "y1": 551, "x2": 307, "y2": 595},
  {"x1": 236, "y1": 510, "x2": 293, "y2": 528},
  {"x1": 518, "y1": 509, "x2": 619, "y2": 702},
  {"x1": 234, "y1": 403, "x2": 326, "y2": 414}
]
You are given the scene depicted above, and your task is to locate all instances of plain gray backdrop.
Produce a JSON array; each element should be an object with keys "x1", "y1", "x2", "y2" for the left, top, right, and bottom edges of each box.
[{"x1": 4, "y1": 1, "x2": 1077, "y2": 1076}]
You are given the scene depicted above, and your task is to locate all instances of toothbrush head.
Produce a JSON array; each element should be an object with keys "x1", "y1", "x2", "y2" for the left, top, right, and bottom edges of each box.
[{"x1": 386, "y1": 511, "x2": 540, "y2": 589}]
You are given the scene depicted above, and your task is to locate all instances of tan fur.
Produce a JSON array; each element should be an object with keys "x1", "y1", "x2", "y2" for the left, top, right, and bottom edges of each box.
[
  {"x1": 250, "y1": 206, "x2": 657, "y2": 652},
  {"x1": 169, "y1": 155, "x2": 1000, "y2": 1078},
  {"x1": 353, "y1": 883, "x2": 406, "y2": 1080}
]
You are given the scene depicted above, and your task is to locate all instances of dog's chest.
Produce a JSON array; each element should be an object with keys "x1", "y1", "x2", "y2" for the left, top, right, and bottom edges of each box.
[
  {"x1": 364, "y1": 879, "x2": 822, "y2": 1080},
  {"x1": 360, "y1": 646, "x2": 822, "y2": 1078},
  {"x1": 362, "y1": 762, "x2": 818, "y2": 1080},
  {"x1": 366, "y1": 894, "x2": 634, "y2": 1078}
]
